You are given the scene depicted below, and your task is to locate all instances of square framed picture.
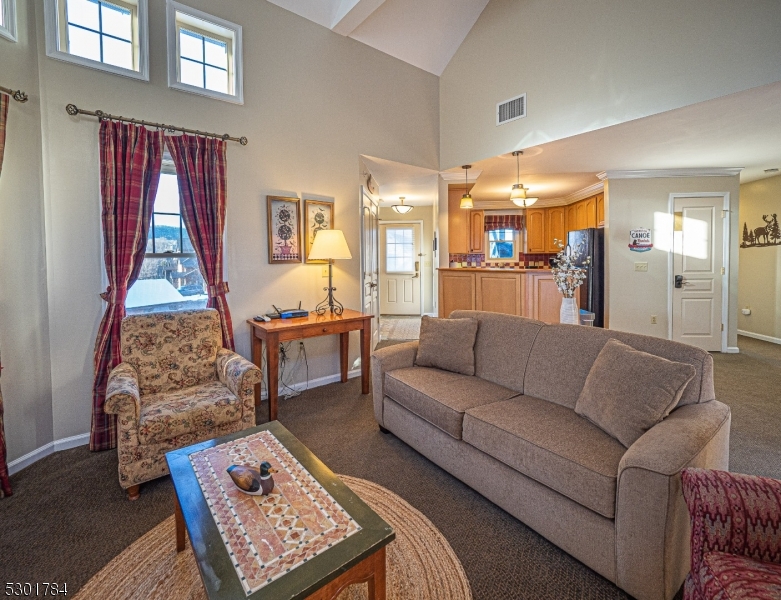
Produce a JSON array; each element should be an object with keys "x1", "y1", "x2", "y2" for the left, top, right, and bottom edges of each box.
[
  {"x1": 267, "y1": 196, "x2": 302, "y2": 264},
  {"x1": 304, "y1": 199, "x2": 334, "y2": 263}
]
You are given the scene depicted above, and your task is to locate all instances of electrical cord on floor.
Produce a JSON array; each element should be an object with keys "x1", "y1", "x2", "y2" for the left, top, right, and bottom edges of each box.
[{"x1": 278, "y1": 341, "x2": 309, "y2": 399}]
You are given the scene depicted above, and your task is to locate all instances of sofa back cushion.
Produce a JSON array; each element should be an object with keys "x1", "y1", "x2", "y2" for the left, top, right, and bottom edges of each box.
[
  {"x1": 121, "y1": 309, "x2": 222, "y2": 396},
  {"x1": 450, "y1": 311, "x2": 545, "y2": 393},
  {"x1": 524, "y1": 324, "x2": 715, "y2": 409}
]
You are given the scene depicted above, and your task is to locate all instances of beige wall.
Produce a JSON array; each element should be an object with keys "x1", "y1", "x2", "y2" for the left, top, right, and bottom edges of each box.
[
  {"x1": 379, "y1": 205, "x2": 435, "y2": 314},
  {"x1": 605, "y1": 176, "x2": 740, "y2": 349},
  {"x1": 1, "y1": 0, "x2": 439, "y2": 455},
  {"x1": 0, "y1": 1, "x2": 54, "y2": 463},
  {"x1": 440, "y1": 0, "x2": 781, "y2": 168},
  {"x1": 737, "y1": 175, "x2": 781, "y2": 342}
]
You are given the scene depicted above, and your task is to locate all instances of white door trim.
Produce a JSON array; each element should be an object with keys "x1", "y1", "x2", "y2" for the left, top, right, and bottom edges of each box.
[
  {"x1": 666, "y1": 192, "x2": 730, "y2": 352},
  {"x1": 379, "y1": 219, "x2": 425, "y2": 317}
]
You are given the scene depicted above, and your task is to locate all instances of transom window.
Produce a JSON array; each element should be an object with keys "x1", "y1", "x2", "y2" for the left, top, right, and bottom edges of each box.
[
  {"x1": 166, "y1": 1, "x2": 243, "y2": 104},
  {"x1": 488, "y1": 229, "x2": 516, "y2": 260},
  {"x1": 385, "y1": 227, "x2": 415, "y2": 273},
  {"x1": 0, "y1": 0, "x2": 17, "y2": 42},
  {"x1": 44, "y1": 0, "x2": 148, "y2": 79}
]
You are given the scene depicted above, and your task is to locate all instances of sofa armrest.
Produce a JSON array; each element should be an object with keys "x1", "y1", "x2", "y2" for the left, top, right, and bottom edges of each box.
[
  {"x1": 614, "y1": 400, "x2": 731, "y2": 600},
  {"x1": 682, "y1": 468, "x2": 781, "y2": 570},
  {"x1": 216, "y1": 348, "x2": 262, "y2": 413},
  {"x1": 105, "y1": 363, "x2": 141, "y2": 417},
  {"x1": 371, "y1": 341, "x2": 418, "y2": 428}
]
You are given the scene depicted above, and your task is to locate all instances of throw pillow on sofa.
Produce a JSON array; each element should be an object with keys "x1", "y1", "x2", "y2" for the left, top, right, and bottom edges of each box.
[
  {"x1": 415, "y1": 315, "x2": 478, "y2": 376},
  {"x1": 575, "y1": 338, "x2": 696, "y2": 448}
]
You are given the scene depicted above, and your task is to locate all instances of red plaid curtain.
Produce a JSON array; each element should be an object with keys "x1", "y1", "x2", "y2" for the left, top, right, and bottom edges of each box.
[
  {"x1": 90, "y1": 121, "x2": 163, "y2": 451},
  {"x1": 484, "y1": 214, "x2": 524, "y2": 231},
  {"x1": 0, "y1": 94, "x2": 11, "y2": 495},
  {"x1": 166, "y1": 134, "x2": 234, "y2": 350}
]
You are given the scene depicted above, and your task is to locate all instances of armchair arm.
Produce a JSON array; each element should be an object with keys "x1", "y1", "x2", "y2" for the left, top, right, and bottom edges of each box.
[
  {"x1": 371, "y1": 341, "x2": 418, "y2": 428},
  {"x1": 105, "y1": 363, "x2": 141, "y2": 417},
  {"x1": 614, "y1": 400, "x2": 731, "y2": 600},
  {"x1": 216, "y1": 348, "x2": 262, "y2": 404},
  {"x1": 682, "y1": 468, "x2": 781, "y2": 570}
]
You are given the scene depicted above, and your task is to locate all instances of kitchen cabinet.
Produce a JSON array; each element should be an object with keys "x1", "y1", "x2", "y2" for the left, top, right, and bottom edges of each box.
[
  {"x1": 469, "y1": 210, "x2": 484, "y2": 253},
  {"x1": 447, "y1": 189, "x2": 470, "y2": 254},
  {"x1": 566, "y1": 204, "x2": 577, "y2": 236},
  {"x1": 475, "y1": 272, "x2": 523, "y2": 315},
  {"x1": 438, "y1": 270, "x2": 475, "y2": 317},
  {"x1": 596, "y1": 193, "x2": 605, "y2": 227},
  {"x1": 584, "y1": 196, "x2": 597, "y2": 228},
  {"x1": 546, "y1": 206, "x2": 566, "y2": 252},
  {"x1": 526, "y1": 272, "x2": 578, "y2": 324},
  {"x1": 525, "y1": 208, "x2": 546, "y2": 253},
  {"x1": 575, "y1": 202, "x2": 587, "y2": 230}
]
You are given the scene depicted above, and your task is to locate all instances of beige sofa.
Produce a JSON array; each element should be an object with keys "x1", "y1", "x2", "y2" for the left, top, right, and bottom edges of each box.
[{"x1": 372, "y1": 310, "x2": 731, "y2": 600}]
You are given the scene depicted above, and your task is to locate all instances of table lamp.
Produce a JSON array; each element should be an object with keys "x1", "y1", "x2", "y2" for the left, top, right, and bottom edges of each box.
[{"x1": 308, "y1": 229, "x2": 352, "y2": 315}]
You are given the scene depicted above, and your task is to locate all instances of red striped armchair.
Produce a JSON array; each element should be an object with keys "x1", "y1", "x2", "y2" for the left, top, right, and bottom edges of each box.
[{"x1": 681, "y1": 468, "x2": 781, "y2": 599}]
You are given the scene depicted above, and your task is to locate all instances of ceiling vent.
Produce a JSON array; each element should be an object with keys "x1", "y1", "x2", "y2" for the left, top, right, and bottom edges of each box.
[{"x1": 496, "y1": 93, "x2": 526, "y2": 126}]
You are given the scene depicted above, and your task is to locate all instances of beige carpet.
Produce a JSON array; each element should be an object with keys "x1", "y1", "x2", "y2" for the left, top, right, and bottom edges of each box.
[{"x1": 73, "y1": 476, "x2": 471, "y2": 600}]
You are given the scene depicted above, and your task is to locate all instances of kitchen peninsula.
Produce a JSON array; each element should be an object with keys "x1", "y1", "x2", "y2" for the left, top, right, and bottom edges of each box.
[{"x1": 438, "y1": 267, "x2": 573, "y2": 324}]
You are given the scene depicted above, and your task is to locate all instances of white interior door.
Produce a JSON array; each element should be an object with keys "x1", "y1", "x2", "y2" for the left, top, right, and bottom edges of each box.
[
  {"x1": 672, "y1": 196, "x2": 724, "y2": 351},
  {"x1": 361, "y1": 187, "x2": 379, "y2": 350},
  {"x1": 380, "y1": 223, "x2": 422, "y2": 316}
]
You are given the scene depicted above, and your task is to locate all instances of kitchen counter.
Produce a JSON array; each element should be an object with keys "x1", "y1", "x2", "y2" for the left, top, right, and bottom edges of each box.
[{"x1": 438, "y1": 267, "x2": 551, "y2": 272}]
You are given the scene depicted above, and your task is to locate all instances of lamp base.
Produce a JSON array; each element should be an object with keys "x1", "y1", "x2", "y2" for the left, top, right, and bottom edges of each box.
[{"x1": 314, "y1": 261, "x2": 344, "y2": 315}]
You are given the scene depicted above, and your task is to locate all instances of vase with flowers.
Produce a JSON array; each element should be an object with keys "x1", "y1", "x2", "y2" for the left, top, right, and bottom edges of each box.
[{"x1": 551, "y1": 239, "x2": 590, "y2": 325}]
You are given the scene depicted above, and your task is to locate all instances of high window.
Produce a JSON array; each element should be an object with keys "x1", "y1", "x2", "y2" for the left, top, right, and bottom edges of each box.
[
  {"x1": 488, "y1": 229, "x2": 516, "y2": 260},
  {"x1": 44, "y1": 0, "x2": 149, "y2": 80},
  {"x1": 126, "y1": 158, "x2": 207, "y2": 314},
  {"x1": 166, "y1": 1, "x2": 243, "y2": 104},
  {"x1": 0, "y1": 0, "x2": 17, "y2": 41}
]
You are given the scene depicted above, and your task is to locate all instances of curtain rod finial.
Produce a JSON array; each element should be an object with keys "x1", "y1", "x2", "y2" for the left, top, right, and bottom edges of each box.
[
  {"x1": 66, "y1": 103, "x2": 79, "y2": 116},
  {"x1": 240, "y1": 137, "x2": 248, "y2": 146},
  {"x1": 14, "y1": 90, "x2": 28, "y2": 103}
]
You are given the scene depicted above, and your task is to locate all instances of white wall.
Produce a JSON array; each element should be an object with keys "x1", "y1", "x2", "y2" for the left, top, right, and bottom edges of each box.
[
  {"x1": 440, "y1": 0, "x2": 781, "y2": 168},
  {"x1": 737, "y1": 175, "x2": 781, "y2": 342},
  {"x1": 605, "y1": 175, "x2": 740, "y2": 349},
  {"x1": 0, "y1": 1, "x2": 54, "y2": 462},
  {"x1": 1, "y1": 0, "x2": 439, "y2": 455}
]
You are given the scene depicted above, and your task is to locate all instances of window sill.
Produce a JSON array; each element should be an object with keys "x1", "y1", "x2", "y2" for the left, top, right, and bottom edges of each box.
[
  {"x1": 167, "y1": 80, "x2": 243, "y2": 105},
  {"x1": 45, "y1": 48, "x2": 149, "y2": 81}
]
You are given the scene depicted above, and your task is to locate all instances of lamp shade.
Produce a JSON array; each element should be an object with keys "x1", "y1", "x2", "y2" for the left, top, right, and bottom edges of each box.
[
  {"x1": 308, "y1": 229, "x2": 353, "y2": 260},
  {"x1": 460, "y1": 193, "x2": 474, "y2": 209},
  {"x1": 512, "y1": 197, "x2": 538, "y2": 207}
]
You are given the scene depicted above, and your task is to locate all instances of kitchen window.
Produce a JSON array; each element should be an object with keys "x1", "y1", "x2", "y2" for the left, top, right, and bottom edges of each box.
[
  {"x1": 0, "y1": 0, "x2": 17, "y2": 41},
  {"x1": 488, "y1": 229, "x2": 517, "y2": 260},
  {"x1": 166, "y1": 1, "x2": 243, "y2": 104},
  {"x1": 44, "y1": 0, "x2": 149, "y2": 80}
]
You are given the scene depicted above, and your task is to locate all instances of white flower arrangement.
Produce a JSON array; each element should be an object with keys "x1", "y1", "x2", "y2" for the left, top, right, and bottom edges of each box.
[{"x1": 551, "y1": 239, "x2": 590, "y2": 298}]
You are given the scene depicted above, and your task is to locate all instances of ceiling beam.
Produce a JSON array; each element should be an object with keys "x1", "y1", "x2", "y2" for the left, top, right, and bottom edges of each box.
[{"x1": 331, "y1": 0, "x2": 386, "y2": 36}]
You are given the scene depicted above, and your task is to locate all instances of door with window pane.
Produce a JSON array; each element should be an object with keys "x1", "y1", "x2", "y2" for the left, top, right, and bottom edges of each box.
[{"x1": 380, "y1": 223, "x2": 421, "y2": 316}]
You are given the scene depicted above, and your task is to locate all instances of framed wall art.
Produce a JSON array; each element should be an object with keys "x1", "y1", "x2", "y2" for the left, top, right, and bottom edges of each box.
[
  {"x1": 304, "y1": 199, "x2": 334, "y2": 263},
  {"x1": 267, "y1": 195, "x2": 302, "y2": 264}
]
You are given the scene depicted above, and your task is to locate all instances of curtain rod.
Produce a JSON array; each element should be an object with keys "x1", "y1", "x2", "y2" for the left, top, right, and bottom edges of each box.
[
  {"x1": 64, "y1": 103, "x2": 248, "y2": 145},
  {"x1": 0, "y1": 86, "x2": 29, "y2": 103}
]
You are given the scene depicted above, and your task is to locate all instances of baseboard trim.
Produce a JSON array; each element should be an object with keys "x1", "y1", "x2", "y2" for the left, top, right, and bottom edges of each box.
[
  {"x1": 8, "y1": 432, "x2": 90, "y2": 475},
  {"x1": 258, "y1": 368, "x2": 361, "y2": 400},
  {"x1": 725, "y1": 346, "x2": 740, "y2": 354},
  {"x1": 737, "y1": 330, "x2": 781, "y2": 345}
]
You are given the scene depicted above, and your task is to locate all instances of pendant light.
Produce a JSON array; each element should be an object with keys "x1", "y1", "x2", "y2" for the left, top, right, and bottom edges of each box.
[
  {"x1": 460, "y1": 165, "x2": 473, "y2": 209},
  {"x1": 510, "y1": 151, "x2": 538, "y2": 207},
  {"x1": 392, "y1": 196, "x2": 413, "y2": 214}
]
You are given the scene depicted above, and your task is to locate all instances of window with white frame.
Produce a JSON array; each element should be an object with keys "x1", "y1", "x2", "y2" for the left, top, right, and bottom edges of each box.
[
  {"x1": 385, "y1": 227, "x2": 415, "y2": 273},
  {"x1": 487, "y1": 229, "x2": 517, "y2": 260},
  {"x1": 0, "y1": 0, "x2": 17, "y2": 42},
  {"x1": 43, "y1": 0, "x2": 149, "y2": 80},
  {"x1": 166, "y1": 1, "x2": 243, "y2": 104},
  {"x1": 126, "y1": 156, "x2": 207, "y2": 314}
]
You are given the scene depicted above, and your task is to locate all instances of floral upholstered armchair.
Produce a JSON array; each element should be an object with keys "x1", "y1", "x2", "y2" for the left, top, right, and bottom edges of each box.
[
  {"x1": 681, "y1": 468, "x2": 781, "y2": 599},
  {"x1": 104, "y1": 309, "x2": 262, "y2": 500}
]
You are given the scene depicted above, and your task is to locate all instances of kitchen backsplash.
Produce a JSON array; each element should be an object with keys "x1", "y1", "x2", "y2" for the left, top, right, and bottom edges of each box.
[{"x1": 448, "y1": 253, "x2": 556, "y2": 268}]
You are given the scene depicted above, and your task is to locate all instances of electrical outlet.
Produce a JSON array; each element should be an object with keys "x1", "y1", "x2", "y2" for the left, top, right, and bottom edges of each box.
[
  {"x1": 634, "y1": 262, "x2": 648, "y2": 272},
  {"x1": 321, "y1": 266, "x2": 329, "y2": 277},
  {"x1": 651, "y1": 315, "x2": 658, "y2": 324},
  {"x1": 424, "y1": 261, "x2": 431, "y2": 267}
]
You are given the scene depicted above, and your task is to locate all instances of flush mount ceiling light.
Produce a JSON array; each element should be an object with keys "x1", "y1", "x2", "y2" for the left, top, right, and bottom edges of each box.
[
  {"x1": 509, "y1": 150, "x2": 538, "y2": 208},
  {"x1": 460, "y1": 165, "x2": 473, "y2": 209},
  {"x1": 392, "y1": 196, "x2": 413, "y2": 214}
]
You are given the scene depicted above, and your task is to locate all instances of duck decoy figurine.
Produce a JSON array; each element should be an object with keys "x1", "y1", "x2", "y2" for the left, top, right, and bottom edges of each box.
[{"x1": 227, "y1": 461, "x2": 276, "y2": 495}]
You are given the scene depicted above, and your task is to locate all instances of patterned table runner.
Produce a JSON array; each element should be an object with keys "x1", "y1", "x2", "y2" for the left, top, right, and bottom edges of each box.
[{"x1": 189, "y1": 430, "x2": 361, "y2": 596}]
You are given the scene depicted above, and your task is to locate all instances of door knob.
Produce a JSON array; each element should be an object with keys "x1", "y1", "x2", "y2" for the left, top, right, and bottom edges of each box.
[{"x1": 674, "y1": 275, "x2": 684, "y2": 288}]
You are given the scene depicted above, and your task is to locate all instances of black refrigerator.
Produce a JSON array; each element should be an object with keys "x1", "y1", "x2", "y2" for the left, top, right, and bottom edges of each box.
[{"x1": 567, "y1": 228, "x2": 605, "y2": 328}]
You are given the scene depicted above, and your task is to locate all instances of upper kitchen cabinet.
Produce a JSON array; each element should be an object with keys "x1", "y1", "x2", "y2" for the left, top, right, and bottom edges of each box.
[
  {"x1": 596, "y1": 192, "x2": 605, "y2": 227},
  {"x1": 525, "y1": 208, "x2": 546, "y2": 253},
  {"x1": 546, "y1": 206, "x2": 566, "y2": 252},
  {"x1": 448, "y1": 188, "x2": 470, "y2": 254},
  {"x1": 584, "y1": 196, "x2": 597, "y2": 229},
  {"x1": 470, "y1": 210, "x2": 484, "y2": 253}
]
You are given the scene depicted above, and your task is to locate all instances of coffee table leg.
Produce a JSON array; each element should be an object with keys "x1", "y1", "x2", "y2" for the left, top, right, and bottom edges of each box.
[
  {"x1": 175, "y1": 493, "x2": 185, "y2": 553},
  {"x1": 305, "y1": 545, "x2": 386, "y2": 600},
  {"x1": 368, "y1": 546, "x2": 386, "y2": 600}
]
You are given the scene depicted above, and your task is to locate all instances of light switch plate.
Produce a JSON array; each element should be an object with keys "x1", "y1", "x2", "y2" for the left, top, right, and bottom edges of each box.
[
  {"x1": 634, "y1": 262, "x2": 648, "y2": 272},
  {"x1": 321, "y1": 266, "x2": 329, "y2": 277}
]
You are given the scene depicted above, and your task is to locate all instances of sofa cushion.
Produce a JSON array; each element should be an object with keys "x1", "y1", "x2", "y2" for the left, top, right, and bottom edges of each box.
[
  {"x1": 451, "y1": 311, "x2": 544, "y2": 393},
  {"x1": 524, "y1": 324, "x2": 714, "y2": 410},
  {"x1": 384, "y1": 367, "x2": 518, "y2": 439},
  {"x1": 575, "y1": 339, "x2": 696, "y2": 448},
  {"x1": 138, "y1": 381, "x2": 242, "y2": 444},
  {"x1": 414, "y1": 315, "x2": 478, "y2": 376},
  {"x1": 463, "y1": 395, "x2": 626, "y2": 518},
  {"x1": 691, "y1": 551, "x2": 781, "y2": 600}
]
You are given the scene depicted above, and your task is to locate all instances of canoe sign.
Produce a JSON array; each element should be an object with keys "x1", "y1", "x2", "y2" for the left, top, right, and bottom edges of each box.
[{"x1": 629, "y1": 228, "x2": 653, "y2": 252}]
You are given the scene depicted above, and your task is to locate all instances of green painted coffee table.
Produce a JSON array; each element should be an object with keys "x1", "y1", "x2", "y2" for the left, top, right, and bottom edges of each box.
[{"x1": 166, "y1": 421, "x2": 395, "y2": 599}]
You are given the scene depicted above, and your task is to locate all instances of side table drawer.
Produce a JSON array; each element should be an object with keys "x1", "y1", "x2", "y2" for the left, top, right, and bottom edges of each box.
[{"x1": 283, "y1": 321, "x2": 360, "y2": 341}]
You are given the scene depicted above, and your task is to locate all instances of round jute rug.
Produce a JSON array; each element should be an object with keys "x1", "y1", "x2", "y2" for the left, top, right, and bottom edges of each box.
[{"x1": 73, "y1": 476, "x2": 472, "y2": 600}]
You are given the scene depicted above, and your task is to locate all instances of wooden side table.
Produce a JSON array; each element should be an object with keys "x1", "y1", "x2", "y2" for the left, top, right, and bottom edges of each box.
[{"x1": 247, "y1": 309, "x2": 374, "y2": 421}]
